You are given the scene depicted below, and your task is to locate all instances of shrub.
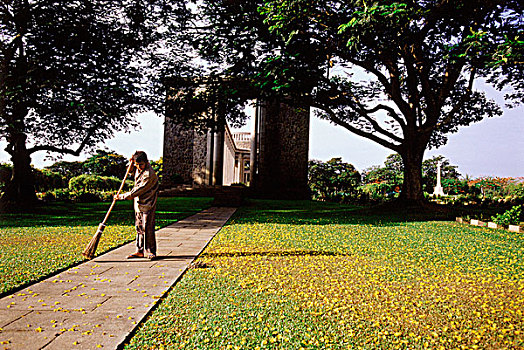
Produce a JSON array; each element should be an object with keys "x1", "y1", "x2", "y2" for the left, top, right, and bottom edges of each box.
[
  {"x1": 76, "y1": 192, "x2": 102, "y2": 203},
  {"x1": 150, "y1": 157, "x2": 163, "y2": 183},
  {"x1": 491, "y1": 205, "x2": 522, "y2": 226},
  {"x1": 41, "y1": 191, "x2": 56, "y2": 201},
  {"x1": 359, "y1": 182, "x2": 397, "y2": 202},
  {"x1": 99, "y1": 191, "x2": 119, "y2": 202},
  {"x1": 33, "y1": 168, "x2": 67, "y2": 192},
  {"x1": 53, "y1": 188, "x2": 73, "y2": 201},
  {"x1": 82, "y1": 149, "x2": 127, "y2": 177},
  {"x1": 69, "y1": 174, "x2": 122, "y2": 192},
  {"x1": 505, "y1": 181, "x2": 524, "y2": 198}
]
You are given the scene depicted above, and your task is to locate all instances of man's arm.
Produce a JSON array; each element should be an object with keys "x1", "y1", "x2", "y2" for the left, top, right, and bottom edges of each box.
[{"x1": 124, "y1": 171, "x2": 158, "y2": 199}]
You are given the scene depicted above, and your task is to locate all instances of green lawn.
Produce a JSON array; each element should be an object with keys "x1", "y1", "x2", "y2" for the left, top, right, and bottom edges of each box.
[
  {"x1": 0, "y1": 197, "x2": 212, "y2": 296},
  {"x1": 126, "y1": 200, "x2": 524, "y2": 350}
]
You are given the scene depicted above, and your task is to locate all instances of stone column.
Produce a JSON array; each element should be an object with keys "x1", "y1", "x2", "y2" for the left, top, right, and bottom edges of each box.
[
  {"x1": 213, "y1": 126, "x2": 224, "y2": 186},
  {"x1": 191, "y1": 131, "x2": 209, "y2": 186},
  {"x1": 252, "y1": 100, "x2": 310, "y2": 199},
  {"x1": 162, "y1": 119, "x2": 196, "y2": 188},
  {"x1": 249, "y1": 105, "x2": 259, "y2": 187},
  {"x1": 238, "y1": 154, "x2": 243, "y2": 184}
]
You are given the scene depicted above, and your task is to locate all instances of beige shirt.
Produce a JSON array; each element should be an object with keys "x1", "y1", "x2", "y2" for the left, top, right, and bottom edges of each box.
[{"x1": 123, "y1": 163, "x2": 159, "y2": 213}]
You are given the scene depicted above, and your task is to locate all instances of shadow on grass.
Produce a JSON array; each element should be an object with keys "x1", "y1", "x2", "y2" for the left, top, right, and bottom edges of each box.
[
  {"x1": 231, "y1": 199, "x2": 458, "y2": 226},
  {"x1": 202, "y1": 250, "x2": 352, "y2": 258},
  {"x1": 0, "y1": 197, "x2": 213, "y2": 228}
]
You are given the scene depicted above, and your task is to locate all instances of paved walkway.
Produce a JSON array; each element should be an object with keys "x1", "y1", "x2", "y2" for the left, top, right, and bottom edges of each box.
[{"x1": 0, "y1": 207, "x2": 236, "y2": 350}]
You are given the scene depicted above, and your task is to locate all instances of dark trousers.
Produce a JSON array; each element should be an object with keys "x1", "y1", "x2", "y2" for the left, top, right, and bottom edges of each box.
[{"x1": 135, "y1": 208, "x2": 156, "y2": 255}]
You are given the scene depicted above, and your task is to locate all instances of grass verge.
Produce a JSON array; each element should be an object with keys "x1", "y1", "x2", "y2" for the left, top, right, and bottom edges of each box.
[
  {"x1": 126, "y1": 199, "x2": 524, "y2": 349},
  {"x1": 0, "y1": 197, "x2": 212, "y2": 295}
]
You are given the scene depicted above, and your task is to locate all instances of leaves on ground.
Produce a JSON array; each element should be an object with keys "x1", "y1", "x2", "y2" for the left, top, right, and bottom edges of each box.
[{"x1": 126, "y1": 200, "x2": 524, "y2": 349}]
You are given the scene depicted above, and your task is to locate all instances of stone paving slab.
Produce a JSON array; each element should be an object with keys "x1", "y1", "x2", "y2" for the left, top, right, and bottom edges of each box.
[{"x1": 0, "y1": 206, "x2": 236, "y2": 350}]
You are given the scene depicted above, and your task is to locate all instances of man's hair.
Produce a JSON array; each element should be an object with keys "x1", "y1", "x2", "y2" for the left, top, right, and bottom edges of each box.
[{"x1": 132, "y1": 151, "x2": 148, "y2": 163}]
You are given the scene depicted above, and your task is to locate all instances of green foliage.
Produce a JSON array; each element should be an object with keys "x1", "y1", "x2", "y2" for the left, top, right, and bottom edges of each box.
[
  {"x1": 68, "y1": 174, "x2": 123, "y2": 193},
  {"x1": 363, "y1": 153, "x2": 404, "y2": 185},
  {"x1": 422, "y1": 156, "x2": 461, "y2": 192},
  {"x1": 308, "y1": 158, "x2": 361, "y2": 202},
  {"x1": 469, "y1": 177, "x2": 518, "y2": 199},
  {"x1": 33, "y1": 168, "x2": 67, "y2": 192},
  {"x1": 2, "y1": 149, "x2": 164, "y2": 204},
  {"x1": 361, "y1": 154, "x2": 463, "y2": 200},
  {"x1": 359, "y1": 182, "x2": 398, "y2": 202},
  {"x1": 360, "y1": 153, "x2": 404, "y2": 201},
  {"x1": 491, "y1": 205, "x2": 522, "y2": 226},
  {"x1": 505, "y1": 181, "x2": 524, "y2": 198},
  {"x1": 51, "y1": 188, "x2": 73, "y2": 202},
  {"x1": 441, "y1": 178, "x2": 470, "y2": 196},
  {"x1": 45, "y1": 161, "x2": 84, "y2": 180},
  {"x1": 150, "y1": 157, "x2": 163, "y2": 183},
  {"x1": 82, "y1": 150, "x2": 128, "y2": 177}
]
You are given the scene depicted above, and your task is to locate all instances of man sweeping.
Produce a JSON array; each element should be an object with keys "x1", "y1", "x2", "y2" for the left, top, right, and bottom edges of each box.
[{"x1": 115, "y1": 151, "x2": 159, "y2": 260}]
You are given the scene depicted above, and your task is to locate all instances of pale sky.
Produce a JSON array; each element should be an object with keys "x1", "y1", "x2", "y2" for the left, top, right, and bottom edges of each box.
[{"x1": 0, "y1": 83, "x2": 522, "y2": 178}]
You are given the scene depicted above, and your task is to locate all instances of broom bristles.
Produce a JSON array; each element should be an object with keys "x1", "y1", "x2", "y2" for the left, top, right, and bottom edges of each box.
[
  {"x1": 81, "y1": 162, "x2": 133, "y2": 260},
  {"x1": 82, "y1": 223, "x2": 106, "y2": 259}
]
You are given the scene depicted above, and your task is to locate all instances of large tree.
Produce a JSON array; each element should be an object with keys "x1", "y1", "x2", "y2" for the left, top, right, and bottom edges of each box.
[
  {"x1": 178, "y1": 0, "x2": 522, "y2": 204},
  {"x1": 0, "y1": 0, "x2": 186, "y2": 206},
  {"x1": 257, "y1": 0, "x2": 522, "y2": 204}
]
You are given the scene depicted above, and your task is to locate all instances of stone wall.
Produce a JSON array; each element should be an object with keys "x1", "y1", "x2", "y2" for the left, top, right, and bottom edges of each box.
[
  {"x1": 253, "y1": 101, "x2": 310, "y2": 199},
  {"x1": 162, "y1": 121, "x2": 196, "y2": 188},
  {"x1": 192, "y1": 132, "x2": 209, "y2": 185}
]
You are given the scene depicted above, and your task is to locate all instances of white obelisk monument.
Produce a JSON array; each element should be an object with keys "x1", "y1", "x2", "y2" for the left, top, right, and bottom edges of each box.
[{"x1": 433, "y1": 160, "x2": 445, "y2": 196}]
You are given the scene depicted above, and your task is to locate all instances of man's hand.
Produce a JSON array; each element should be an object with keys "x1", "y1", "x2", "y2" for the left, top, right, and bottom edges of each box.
[{"x1": 114, "y1": 193, "x2": 127, "y2": 201}]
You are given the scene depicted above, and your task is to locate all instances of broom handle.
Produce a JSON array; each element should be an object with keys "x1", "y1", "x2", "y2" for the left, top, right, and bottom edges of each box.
[{"x1": 100, "y1": 162, "x2": 134, "y2": 226}]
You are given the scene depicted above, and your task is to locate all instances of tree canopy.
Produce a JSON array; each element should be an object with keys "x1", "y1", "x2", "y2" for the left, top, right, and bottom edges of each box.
[
  {"x1": 176, "y1": 0, "x2": 522, "y2": 204},
  {"x1": 308, "y1": 157, "x2": 361, "y2": 201},
  {"x1": 0, "y1": 0, "x2": 187, "y2": 205},
  {"x1": 81, "y1": 150, "x2": 128, "y2": 178}
]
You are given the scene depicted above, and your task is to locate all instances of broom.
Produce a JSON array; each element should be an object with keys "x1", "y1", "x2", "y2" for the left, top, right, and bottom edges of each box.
[{"x1": 82, "y1": 161, "x2": 134, "y2": 259}]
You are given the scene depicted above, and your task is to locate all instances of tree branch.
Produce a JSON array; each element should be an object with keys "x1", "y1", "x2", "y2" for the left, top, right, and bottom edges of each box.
[
  {"x1": 429, "y1": 66, "x2": 477, "y2": 132},
  {"x1": 364, "y1": 104, "x2": 406, "y2": 130},
  {"x1": 340, "y1": 52, "x2": 414, "y2": 128},
  {"x1": 28, "y1": 119, "x2": 102, "y2": 156},
  {"x1": 381, "y1": 56, "x2": 413, "y2": 119},
  {"x1": 313, "y1": 103, "x2": 401, "y2": 152},
  {"x1": 346, "y1": 96, "x2": 404, "y2": 143},
  {"x1": 358, "y1": 112, "x2": 404, "y2": 143},
  {"x1": 399, "y1": 44, "x2": 423, "y2": 124},
  {"x1": 411, "y1": 45, "x2": 437, "y2": 117}
]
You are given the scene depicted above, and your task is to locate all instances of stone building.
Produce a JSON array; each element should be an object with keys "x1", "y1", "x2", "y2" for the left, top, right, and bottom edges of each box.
[
  {"x1": 161, "y1": 122, "x2": 250, "y2": 187},
  {"x1": 163, "y1": 86, "x2": 310, "y2": 199}
]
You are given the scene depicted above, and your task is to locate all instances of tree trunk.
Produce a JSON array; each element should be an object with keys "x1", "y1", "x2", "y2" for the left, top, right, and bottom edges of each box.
[
  {"x1": 0, "y1": 132, "x2": 38, "y2": 208},
  {"x1": 399, "y1": 146, "x2": 426, "y2": 204}
]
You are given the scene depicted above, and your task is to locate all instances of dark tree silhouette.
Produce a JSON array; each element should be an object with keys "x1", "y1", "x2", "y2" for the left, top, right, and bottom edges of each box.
[{"x1": 0, "y1": 0, "x2": 187, "y2": 206}]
